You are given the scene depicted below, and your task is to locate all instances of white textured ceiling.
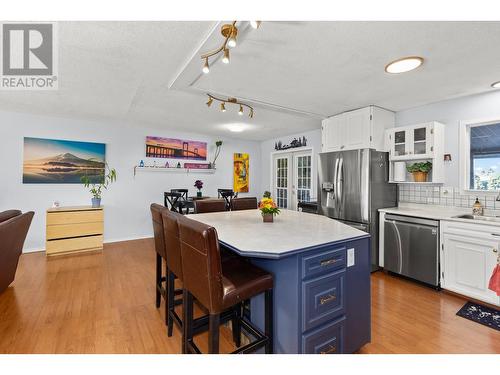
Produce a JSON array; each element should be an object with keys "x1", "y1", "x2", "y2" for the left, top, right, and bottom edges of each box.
[{"x1": 1, "y1": 21, "x2": 500, "y2": 140}]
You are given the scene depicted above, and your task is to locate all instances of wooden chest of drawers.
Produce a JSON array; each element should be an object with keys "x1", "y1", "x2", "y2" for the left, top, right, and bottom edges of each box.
[{"x1": 46, "y1": 206, "x2": 104, "y2": 256}]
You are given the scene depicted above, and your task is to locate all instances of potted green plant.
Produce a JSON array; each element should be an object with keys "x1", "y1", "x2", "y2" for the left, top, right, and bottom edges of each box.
[
  {"x1": 81, "y1": 164, "x2": 117, "y2": 207},
  {"x1": 210, "y1": 140, "x2": 223, "y2": 169},
  {"x1": 406, "y1": 161, "x2": 432, "y2": 182}
]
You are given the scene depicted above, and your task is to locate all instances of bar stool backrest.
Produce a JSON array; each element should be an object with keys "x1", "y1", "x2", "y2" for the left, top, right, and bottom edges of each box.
[
  {"x1": 231, "y1": 197, "x2": 258, "y2": 211},
  {"x1": 150, "y1": 203, "x2": 168, "y2": 259},
  {"x1": 161, "y1": 209, "x2": 183, "y2": 280},
  {"x1": 171, "y1": 189, "x2": 188, "y2": 201},
  {"x1": 178, "y1": 215, "x2": 224, "y2": 313},
  {"x1": 194, "y1": 199, "x2": 226, "y2": 214}
]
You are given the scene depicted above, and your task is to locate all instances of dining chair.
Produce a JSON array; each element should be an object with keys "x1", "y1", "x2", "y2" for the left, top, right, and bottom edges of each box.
[
  {"x1": 164, "y1": 191, "x2": 183, "y2": 213},
  {"x1": 171, "y1": 189, "x2": 194, "y2": 215},
  {"x1": 194, "y1": 199, "x2": 227, "y2": 214},
  {"x1": 231, "y1": 197, "x2": 258, "y2": 211},
  {"x1": 178, "y1": 215, "x2": 274, "y2": 354},
  {"x1": 218, "y1": 189, "x2": 236, "y2": 210},
  {"x1": 150, "y1": 203, "x2": 169, "y2": 323}
]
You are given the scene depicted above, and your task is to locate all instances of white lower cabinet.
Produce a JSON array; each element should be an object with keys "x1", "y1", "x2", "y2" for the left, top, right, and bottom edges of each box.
[{"x1": 441, "y1": 220, "x2": 500, "y2": 306}]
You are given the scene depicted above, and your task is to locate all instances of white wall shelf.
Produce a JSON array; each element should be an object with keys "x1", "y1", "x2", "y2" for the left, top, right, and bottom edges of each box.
[{"x1": 133, "y1": 166, "x2": 216, "y2": 177}]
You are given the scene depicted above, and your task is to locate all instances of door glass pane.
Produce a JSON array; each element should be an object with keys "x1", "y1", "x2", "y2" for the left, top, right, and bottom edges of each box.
[
  {"x1": 276, "y1": 158, "x2": 288, "y2": 208},
  {"x1": 394, "y1": 130, "x2": 406, "y2": 156},
  {"x1": 414, "y1": 127, "x2": 427, "y2": 155},
  {"x1": 296, "y1": 155, "x2": 312, "y2": 204},
  {"x1": 394, "y1": 131, "x2": 405, "y2": 144}
]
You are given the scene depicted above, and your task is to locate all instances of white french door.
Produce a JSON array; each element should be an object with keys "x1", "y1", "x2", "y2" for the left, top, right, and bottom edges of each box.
[{"x1": 272, "y1": 150, "x2": 313, "y2": 210}]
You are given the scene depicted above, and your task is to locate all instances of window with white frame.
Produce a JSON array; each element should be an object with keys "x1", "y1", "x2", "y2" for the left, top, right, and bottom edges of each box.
[{"x1": 462, "y1": 120, "x2": 500, "y2": 191}]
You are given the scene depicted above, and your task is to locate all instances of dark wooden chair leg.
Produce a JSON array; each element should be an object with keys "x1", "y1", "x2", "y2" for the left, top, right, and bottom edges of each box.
[
  {"x1": 167, "y1": 270, "x2": 175, "y2": 335},
  {"x1": 155, "y1": 254, "x2": 162, "y2": 308},
  {"x1": 265, "y1": 289, "x2": 273, "y2": 354},
  {"x1": 208, "y1": 313, "x2": 220, "y2": 354},
  {"x1": 231, "y1": 303, "x2": 242, "y2": 347},
  {"x1": 182, "y1": 290, "x2": 193, "y2": 354}
]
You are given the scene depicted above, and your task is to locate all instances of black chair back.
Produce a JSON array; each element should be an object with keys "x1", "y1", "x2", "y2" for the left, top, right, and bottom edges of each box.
[{"x1": 164, "y1": 191, "x2": 183, "y2": 213}]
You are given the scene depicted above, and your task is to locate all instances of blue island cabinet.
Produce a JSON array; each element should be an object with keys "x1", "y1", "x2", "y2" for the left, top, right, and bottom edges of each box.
[{"x1": 248, "y1": 237, "x2": 371, "y2": 354}]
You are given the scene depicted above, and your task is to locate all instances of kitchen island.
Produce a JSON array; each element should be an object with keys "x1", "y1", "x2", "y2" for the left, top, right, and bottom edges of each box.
[{"x1": 191, "y1": 209, "x2": 371, "y2": 354}]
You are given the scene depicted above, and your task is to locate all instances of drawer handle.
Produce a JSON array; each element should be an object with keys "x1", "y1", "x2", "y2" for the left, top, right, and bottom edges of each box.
[
  {"x1": 320, "y1": 258, "x2": 337, "y2": 266},
  {"x1": 320, "y1": 294, "x2": 336, "y2": 305},
  {"x1": 320, "y1": 345, "x2": 336, "y2": 354}
]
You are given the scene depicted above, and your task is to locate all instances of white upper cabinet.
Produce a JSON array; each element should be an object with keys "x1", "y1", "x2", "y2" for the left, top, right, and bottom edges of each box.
[
  {"x1": 387, "y1": 122, "x2": 441, "y2": 161},
  {"x1": 321, "y1": 106, "x2": 394, "y2": 152}
]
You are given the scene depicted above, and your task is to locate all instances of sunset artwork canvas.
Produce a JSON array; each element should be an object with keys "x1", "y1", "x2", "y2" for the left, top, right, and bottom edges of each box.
[
  {"x1": 23, "y1": 137, "x2": 106, "y2": 184},
  {"x1": 145, "y1": 136, "x2": 207, "y2": 160}
]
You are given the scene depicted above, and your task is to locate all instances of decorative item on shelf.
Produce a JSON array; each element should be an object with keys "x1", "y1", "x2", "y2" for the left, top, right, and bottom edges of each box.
[
  {"x1": 176, "y1": 162, "x2": 181, "y2": 168},
  {"x1": 52, "y1": 201, "x2": 60, "y2": 208},
  {"x1": 206, "y1": 94, "x2": 254, "y2": 118},
  {"x1": 200, "y1": 21, "x2": 261, "y2": 74},
  {"x1": 81, "y1": 164, "x2": 117, "y2": 208},
  {"x1": 153, "y1": 160, "x2": 157, "y2": 168},
  {"x1": 259, "y1": 191, "x2": 280, "y2": 223},
  {"x1": 233, "y1": 153, "x2": 249, "y2": 193},
  {"x1": 472, "y1": 197, "x2": 484, "y2": 216},
  {"x1": 139, "y1": 160, "x2": 145, "y2": 167},
  {"x1": 444, "y1": 154, "x2": 452, "y2": 162},
  {"x1": 146, "y1": 136, "x2": 207, "y2": 160},
  {"x1": 194, "y1": 180, "x2": 204, "y2": 198},
  {"x1": 165, "y1": 161, "x2": 169, "y2": 168},
  {"x1": 274, "y1": 136, "x2": 307, "y2": 151},
  {"x1": 406, "y1": 161, "x2": 432, "y2": 182},
  {"x1": 184, "y1": 163, "x2": 210, "y2": 169},
  {"x1": 393, "y1": 162, "x2": 406, "y2": 182},
  {"x1": 211, "y1": 140, "x2": 223, "y2": 169}
]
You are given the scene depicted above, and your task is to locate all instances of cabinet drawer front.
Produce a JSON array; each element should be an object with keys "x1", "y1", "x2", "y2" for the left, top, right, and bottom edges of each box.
[
  {"x1": 302, "y1": 316, "x2": 345, "y2": 354},
  {"x1": 302, "y1": 246, "x2": 346, "y2": 279},
  {"x1": 302, "y1": 270, "x2": 345, "y2": 332},
  {"x1": 47, "y1": 210, "x2": 103, "y2": 226},
  {"x1": 47, "y1": 222, "x2": 103, "y2": 240},
  {"x1": 46, "y1": 235, "x2": 103, "y2": 255}
]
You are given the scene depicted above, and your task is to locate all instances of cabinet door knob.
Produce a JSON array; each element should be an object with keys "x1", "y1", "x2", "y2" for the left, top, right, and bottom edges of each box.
[{"x1": 493, "y1": 248, "x2": 498, "y2": 253}]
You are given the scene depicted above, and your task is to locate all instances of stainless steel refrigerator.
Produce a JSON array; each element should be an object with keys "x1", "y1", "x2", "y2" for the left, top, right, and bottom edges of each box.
[{"x1": 318, "y1": 149, "x2": 397, "y2": 271}]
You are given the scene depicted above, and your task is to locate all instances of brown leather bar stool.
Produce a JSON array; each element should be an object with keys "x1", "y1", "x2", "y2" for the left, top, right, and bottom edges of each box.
[
  {"x1": 231, "y1": 197, "x2": 258, "y2": 211},
  {"x1": 178, "y1": 216, "x2": 274, "y2": 354},
  {"x1": 150, "y1": 204, "x2": 169, "y2": 321},
  {"x1": 162, "y1": 209, "x2": 240, "y2": 342},
  {"x1": 194, "y1": 199, "x2": 226, "y2": 214}
]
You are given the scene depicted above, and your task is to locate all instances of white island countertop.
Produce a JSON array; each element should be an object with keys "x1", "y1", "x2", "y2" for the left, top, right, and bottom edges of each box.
[{"x1": 190, "y1": 209, "x2": 369, "y2": 259}]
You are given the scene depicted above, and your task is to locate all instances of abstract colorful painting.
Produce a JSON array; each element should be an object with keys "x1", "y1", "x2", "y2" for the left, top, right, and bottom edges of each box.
[
  {"x1": 146, "y1": 136, "x2": 207, "y2": 160},
  {"x1": 23, "y1": 137, "x2": 106, "y2": 184},
  {"x1": 233, "y1": 153, "x2": 249, "y2": 193}
]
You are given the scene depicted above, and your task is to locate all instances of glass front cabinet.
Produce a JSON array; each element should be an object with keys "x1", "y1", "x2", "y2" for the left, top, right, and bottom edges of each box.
[{"x1": 388, "y1": 122, "x2": 435, "y2": 160}]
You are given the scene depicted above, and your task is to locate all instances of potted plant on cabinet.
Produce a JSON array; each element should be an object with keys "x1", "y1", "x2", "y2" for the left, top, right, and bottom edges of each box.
[
  {"x1": 194, "y1": 180, "x2": 203, "y2": 198},
  {"x1": 258, "y1": 191, "x2": 280, "y2": 222},
  {"x1": 406, "y1": 161, "x2": 432, "y2": 182},
  {"x1": 81, "y1": 164, "x2": 117, "y2": 208}
]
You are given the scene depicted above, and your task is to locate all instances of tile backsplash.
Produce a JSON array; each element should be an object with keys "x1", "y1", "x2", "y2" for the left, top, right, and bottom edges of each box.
[{"x1": 398, "y1": 185, "x2": 500, "y2": 209}]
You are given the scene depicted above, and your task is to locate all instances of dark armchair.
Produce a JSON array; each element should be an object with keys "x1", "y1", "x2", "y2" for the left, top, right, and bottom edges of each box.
[{"x1": 0, "y1": 210, "x2": 34, "y2": 294}]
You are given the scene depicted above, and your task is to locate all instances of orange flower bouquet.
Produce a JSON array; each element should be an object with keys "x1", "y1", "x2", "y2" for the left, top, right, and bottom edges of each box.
[{"x1": 259, "y1": 191, "x2": 280, "y2": 222}]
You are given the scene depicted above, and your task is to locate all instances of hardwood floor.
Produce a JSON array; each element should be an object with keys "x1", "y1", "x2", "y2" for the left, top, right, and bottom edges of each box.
[{"x1": 0, "y1": 238, "x2": 498, "y2": 354}]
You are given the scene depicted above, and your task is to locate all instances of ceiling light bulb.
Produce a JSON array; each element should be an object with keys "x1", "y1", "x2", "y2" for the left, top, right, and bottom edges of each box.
[
  {"x1": 250, "y1": 21, "x2": 261, "y2": 29},
  {"x1": 222, "y1": 49, "x2": 230, "y2": 64},
  {"x1": 238, "y1": 105, "x2": 243, "y2": 115},
  {"x1": 491, "y1": 81, "x2": 500, "y2": 89},
  {"x1": 227, "y1": 36, "x2": 237, "y2": 48},
  {"x1": 206, "y1": 97, "x2": 213, "y2": 107},
  {"x1": 202, "y1": 58, "x2": 210, "y2": 74},
  {"x1": 385, "y1": 56, "x2": 424, "y2": 74},
  {"x1": 221, "y1": 102, "x2": 226, "y2": 112}
]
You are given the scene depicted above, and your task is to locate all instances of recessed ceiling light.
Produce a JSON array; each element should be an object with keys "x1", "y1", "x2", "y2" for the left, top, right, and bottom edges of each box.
[
  {"x1": 491, "y1": 81, "x2": 500, "y2": 89},
  {"x1": 385, "y1": 56, "x2": 424, "y2": 74}
]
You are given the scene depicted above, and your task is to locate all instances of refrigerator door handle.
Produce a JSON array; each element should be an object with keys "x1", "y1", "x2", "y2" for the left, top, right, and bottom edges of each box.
[
  {"x1": 338, "y1": 157, "x2": 344, "y2": 214},
  {"x1": 333, "y1": 157, "x2": 339, "y2": 206}
]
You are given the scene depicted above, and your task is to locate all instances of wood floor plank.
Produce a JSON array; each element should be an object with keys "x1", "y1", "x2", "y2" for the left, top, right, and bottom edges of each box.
[{"x1": 0, "y1": 238, "x2": 498, "y2": 354}]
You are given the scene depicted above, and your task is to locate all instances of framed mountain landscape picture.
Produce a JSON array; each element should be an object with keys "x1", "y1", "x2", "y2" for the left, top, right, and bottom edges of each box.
[{"x1": 23, "y1": 137, "x2": 106, "y2": 184}]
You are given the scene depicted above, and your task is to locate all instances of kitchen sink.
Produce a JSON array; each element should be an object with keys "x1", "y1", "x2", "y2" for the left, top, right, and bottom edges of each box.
[{"x1": 453, "y1": 214, "x2": 500, "y2": 222}]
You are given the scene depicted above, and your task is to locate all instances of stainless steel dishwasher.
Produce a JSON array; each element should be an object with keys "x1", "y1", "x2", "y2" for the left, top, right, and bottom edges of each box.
[{"x1": 384, "y1": 214, "x2": 439, "y2": 287}]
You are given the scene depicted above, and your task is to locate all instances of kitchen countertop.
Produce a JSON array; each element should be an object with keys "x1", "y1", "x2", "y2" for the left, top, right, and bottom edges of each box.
[
  {"x1": 379, "y1": 203, "x2": 500, "y2": 226},
  {"x1": 190, "y1": 208, "x2": 369, "y2": 258}
]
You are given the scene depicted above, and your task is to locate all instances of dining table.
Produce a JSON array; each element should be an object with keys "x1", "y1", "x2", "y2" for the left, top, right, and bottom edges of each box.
[{"x1": 190, "y1": 208, "x2": 372, "y2": 354}]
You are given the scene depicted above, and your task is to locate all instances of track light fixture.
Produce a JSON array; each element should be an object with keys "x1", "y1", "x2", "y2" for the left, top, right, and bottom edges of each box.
[
  {"x1": 200, "y1": 21, "x2": 261, "y2": 73},
  {"x1": 206, "y1": 94, "x2": 255, "y2": 118},
  {"x1": 202, "y1": 58, "x2": 210, "y2": 74}
]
